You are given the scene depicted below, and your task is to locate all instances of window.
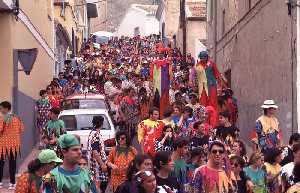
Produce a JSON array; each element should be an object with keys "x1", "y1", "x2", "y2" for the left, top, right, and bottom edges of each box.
[
  {"x1": 61, "y1": 99, "x2": 107, "y2": 110},
  {"x1": 60, "y1": 114, "x2": 111, "y2": 131}
]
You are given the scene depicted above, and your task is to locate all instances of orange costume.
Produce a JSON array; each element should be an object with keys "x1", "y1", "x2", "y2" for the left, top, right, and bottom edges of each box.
[
  {"x1": 0, "y1": 113, "x2": 24, "y2": 159},
  {"x1": 108, "y1": 146, "x2": 137, "y2": 192}
]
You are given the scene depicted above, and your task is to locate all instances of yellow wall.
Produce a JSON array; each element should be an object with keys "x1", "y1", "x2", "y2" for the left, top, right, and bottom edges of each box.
[
  {"x1": 54, "y1": 3, "x2": 84, "y2": 53},
  {"x1": 20, "y1": 0, "x2": 54, "y2": 48},
  {"x1": 0, "y1": 0, "x2": 55, "y2": 102},
  {"x1": 54, "y1": 4, "x2": 76, "y2": 40},
  {"x1": 0, "y1": 13, "x2": 13, "y2": 102}
]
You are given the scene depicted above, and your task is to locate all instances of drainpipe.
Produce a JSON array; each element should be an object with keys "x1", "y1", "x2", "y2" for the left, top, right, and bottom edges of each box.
[{"x1": 296, "y1": 0, "x2": 300, "y2": 133}]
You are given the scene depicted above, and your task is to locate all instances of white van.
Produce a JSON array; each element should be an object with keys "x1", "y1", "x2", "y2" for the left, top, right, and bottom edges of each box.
[{"x1": 59, "y1": 109, "x2": 116, "y2": 152}]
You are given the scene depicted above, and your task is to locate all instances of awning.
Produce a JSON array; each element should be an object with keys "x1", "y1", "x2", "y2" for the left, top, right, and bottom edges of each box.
[{"x1": 87, "y1": 3, "x2": 98, "y2": 18}]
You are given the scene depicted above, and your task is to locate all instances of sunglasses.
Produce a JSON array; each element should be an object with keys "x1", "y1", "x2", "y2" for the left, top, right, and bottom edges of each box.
[
  {"x1": 211, "y1": 149, "x2": 225, "y2": 154},
  {"x1": 231, "y1": 162, "x2": 239, "y2": 167},
  {"x1": 119, "y1": 137, "x2": 126, "y2": 141}
]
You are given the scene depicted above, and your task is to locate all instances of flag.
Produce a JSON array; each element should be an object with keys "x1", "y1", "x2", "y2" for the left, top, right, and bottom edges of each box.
[{"x1": 152, "y1": 59, "x2": 170, "y2": 118}]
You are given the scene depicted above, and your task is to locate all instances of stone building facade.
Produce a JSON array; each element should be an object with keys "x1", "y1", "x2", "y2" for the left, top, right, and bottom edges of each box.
[{"x1": 207, "y1": 0, "x2": 298, "y2": 144}]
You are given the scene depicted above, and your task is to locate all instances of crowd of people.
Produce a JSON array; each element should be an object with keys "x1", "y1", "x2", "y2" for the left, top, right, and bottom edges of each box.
[{"x1": 0, "y1": 34, "x2": 299, "y2": 193}]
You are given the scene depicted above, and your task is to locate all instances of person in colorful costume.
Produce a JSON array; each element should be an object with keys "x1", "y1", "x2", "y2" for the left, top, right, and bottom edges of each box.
[
  {"x1": 15, "y1": 149, "x2": 63, "y2": 193},
  {"x1": 87, "y1": 116, "x2": 109, "y2": 193},
  {"x1": 251, "y1": 100, "x2": 282, "y2": 153},
  {"x1": 36, "y1": 89, "x2": 51, "y2": 131},
  {"x1": 138, "y1": 107, "x2": 165, "y2": 156},
  {"x1": 119, "y1": 87, "x2": 140, "y2": 139},
  {"x1": 193, "y1": 51, "x2": 223, "y2": 110},
  {"x1": 192, "y1": 141, "x2": 236, "y2": 193},
  {"x1": 43, "y1": 108, "x2": 65, "y2": 151},
  {"x1": 44, "y1": 134, "x2": 98, "y2": 193},
  {"x1": 243, "y1": 152, "x2": 267, "y2": 193},
  {"x1": 107, "y1": 130, "x2": 137, "y2": 192},
  {"x1": 0, "y1": 101, "x2": 24, "y2": 190}
]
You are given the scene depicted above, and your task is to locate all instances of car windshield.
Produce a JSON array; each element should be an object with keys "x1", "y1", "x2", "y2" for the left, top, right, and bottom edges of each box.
[
  {"x1": 62, "y1": 99, "x2": 106, "y2": 110},
  {"x1": 60, "y1": 114, "x2": 111, "y2": 131}
]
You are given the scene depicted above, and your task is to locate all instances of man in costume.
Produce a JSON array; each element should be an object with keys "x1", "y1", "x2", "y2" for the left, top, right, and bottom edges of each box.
[
  {"x1": 0, "y1": 101, "x2": 24, "y2": 190},
  {"x1": 193, "y1": 51, "x2": 223, "y2": 109},
  {"x1": 252, "y1": 100, "x2": 282, "y2": 153},
  {"x1": 138, "y1": 107, "x2": 165, "y2": 156},
  {"x1": 192, "y1": 141, "x2": 237, "y2": 193},
  {"x1": 43, "y1": 108, "x2": 65, "y2": 151},
  {"x1": 44, "y1": 134, "x2": 98, "y2": 193}
]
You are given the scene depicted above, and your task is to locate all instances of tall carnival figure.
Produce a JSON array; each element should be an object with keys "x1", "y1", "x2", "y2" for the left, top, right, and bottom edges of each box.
[{"x1": 192, "y1": 51, "x2": 223, "y2": 109}]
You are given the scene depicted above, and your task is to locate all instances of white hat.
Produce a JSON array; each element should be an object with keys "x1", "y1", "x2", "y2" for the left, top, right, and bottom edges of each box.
[{"x1": 261, "y1": 99, "x2": 278, "y2": 109}]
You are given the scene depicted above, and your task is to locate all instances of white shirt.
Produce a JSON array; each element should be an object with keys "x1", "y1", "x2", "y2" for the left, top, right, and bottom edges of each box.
[{"x1": 281, "y1": 162, "x2": 295, "y2": 186}]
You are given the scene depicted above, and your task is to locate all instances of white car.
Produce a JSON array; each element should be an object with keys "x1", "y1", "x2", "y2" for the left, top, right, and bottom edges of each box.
[{"x1": 58, "y1": 109, "x2": 116, "y2": 152}]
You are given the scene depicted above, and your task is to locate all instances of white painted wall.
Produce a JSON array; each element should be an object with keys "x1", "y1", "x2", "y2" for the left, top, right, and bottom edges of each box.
[
  {"x1": 116, "y1": 7, "x2": 159, "y2": 37},
  {"x1": 145, "y1": 15, "x2": 159, "y2": 36}
]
